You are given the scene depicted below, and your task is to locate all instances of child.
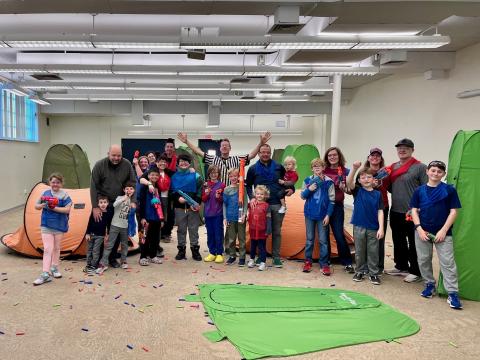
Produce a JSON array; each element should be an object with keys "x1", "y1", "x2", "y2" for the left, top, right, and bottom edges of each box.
[
  {"x1": 223, "y1": 168, "x2": 248, "y2": 266},
  {"x1": 346, "y1": 162, "x2": 384, "y2": 285},
  {"x1": 247, "y1": 185, "x2": 271, "y2": 271},
  {"x1": 170, "y1": 153, "x2": 204, "y2": 261},
  {"x1": 278, "y1": 156, "x2": 299, "y2": 214},
  {"x1": 84, "y1": 195, "x2": 112, "y2": 274},
  {"x1": 96, "y1": 181, "x2": 136, "y2": 273},
  {"x1": 300, "y1": 158, "x2": 335, "y2": 276},
  {"x1": 138, "y1": 167, "x2": 165, "y2": 266},
  {"x1": 33, "y1": 173, "x2": 72, "y2": 286},
  {"x1": 202, "y1": 165, "x2": 226, "y2": 263},
  {"x1": 410, "y1": 160, "x2": 463, "y2": 309}
]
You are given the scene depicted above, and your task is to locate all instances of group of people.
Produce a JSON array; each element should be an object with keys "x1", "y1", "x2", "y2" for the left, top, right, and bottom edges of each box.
[{"x1": 32, "y1": 135, "x2": 463, "y2": 309}]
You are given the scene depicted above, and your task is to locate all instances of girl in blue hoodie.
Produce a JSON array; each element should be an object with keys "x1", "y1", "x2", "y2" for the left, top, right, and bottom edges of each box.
[{"x1": 300, "y1": 158, "x2": 335, "y2": 275}]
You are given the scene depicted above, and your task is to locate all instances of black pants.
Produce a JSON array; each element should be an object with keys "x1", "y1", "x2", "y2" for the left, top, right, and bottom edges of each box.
[
  {"x1": 140, "y1": 221, "x2": 161, "y2": 259},
  {"x1": 161, "y1": 195, "x2": 175, "y2": 237},
  {"x1": 250, "y1": 239, "x2": 266, "y2": 263},
  {"x1": 389, "y1": 210, "x2": 420, "y2": 275},
  {"x1": 378, "y1": 206, "x2": 389, "y2": 272}
]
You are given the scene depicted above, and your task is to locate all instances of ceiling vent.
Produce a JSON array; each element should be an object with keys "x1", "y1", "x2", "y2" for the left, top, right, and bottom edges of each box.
[
  {"x1": 268, "y1": 6, "x2": 304, "y2": 35},
  {"x1": 187, "y1": 49, "x2": 206, "y2": 60},
  {"x1": 31, "y1": 73, "x2": 63, "y2": 81},
  {"x1": 207, "y1": 101, "x2": 221, "y2": 127}
]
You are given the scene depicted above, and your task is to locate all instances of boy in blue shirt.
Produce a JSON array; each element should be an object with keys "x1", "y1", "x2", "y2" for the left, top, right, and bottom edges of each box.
[
  {"x1": 346, "y1": 162, "x2": 384, "y2": 285},
  {"x1": 300, "y1": 158, "x2": 335, "y2": 275},
  {"x1": 410, "y1": 160, "x2": 462, "y2": 309}
]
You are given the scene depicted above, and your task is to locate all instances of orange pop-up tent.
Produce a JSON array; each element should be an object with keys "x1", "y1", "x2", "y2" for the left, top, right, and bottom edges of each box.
[
  {"x1": 246, "y1": 192, "x2": 354, "y2": 260},
  {"x1": 1, "y1": 183, "x2": 139, "y2": 258}
]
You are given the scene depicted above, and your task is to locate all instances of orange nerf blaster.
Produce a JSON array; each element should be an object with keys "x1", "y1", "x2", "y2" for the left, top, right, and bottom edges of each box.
[
  {"x1": 238, "y1": 158, "x2": 246, "y2": 222},
  {"x1": 41, "y1": 196, "x2": 59, "y2": 209}
]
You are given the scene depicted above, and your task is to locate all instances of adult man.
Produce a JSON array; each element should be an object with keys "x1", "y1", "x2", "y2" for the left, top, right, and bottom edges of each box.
[
  {"x1": 161, "y1": 138, "x2": 177, "y2": 241},
  {"x1": 177, "y1": 132, "x2": 271, "y2": 185},
  {"x1": 245, "y1": 144, "x2": 294, "y2": 268},
  {"x1": 385, "y1": 138, "x2": 427, "y2": 282},
  {"x1": 90, "y1": 144, "x2": 136, "y2": 268}
]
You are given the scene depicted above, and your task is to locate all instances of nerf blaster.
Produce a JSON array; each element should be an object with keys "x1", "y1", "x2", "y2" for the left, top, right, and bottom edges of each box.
[
  {"x1": 337, "y1": 166, "x2": 344, "y2": 182},
  {"x1": 150, "y1": 195, "x2": 164, "y2": 220},
  {"x1": 426, "y1": 233, "x2": 437, "y2": 243},
  {"x1": 310, "y1": 176, "x2": 323, "y2": 188},
  {"x1": 405, "y1": 209, "x2": 413, "y2": 222},
  {"x1": 176, "y1": 190, "x2": 200, "y2": 211},
  {"x1": 374, "y1": 166, "x2": 392, "y2": 180},
  {"x1": 134, "y1": 150, "x2": 140, "y2": 159},
  {"x1": 238, "y1": 158, "x2": 245, "y2": 222},
  {"x1": 41, "y1": 196, "x2": 59, "y2": 209}
]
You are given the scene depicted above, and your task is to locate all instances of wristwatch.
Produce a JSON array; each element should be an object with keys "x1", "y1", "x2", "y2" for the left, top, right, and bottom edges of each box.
[{"x1": 414, "y1": 224, "x2": 421, "y2": 229}]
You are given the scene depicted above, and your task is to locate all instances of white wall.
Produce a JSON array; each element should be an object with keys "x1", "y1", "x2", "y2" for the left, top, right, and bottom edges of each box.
[
  {"x1": 339, "y1": 42, "x2": 480, "y2": 169},
  {"x1": 48, "y1": 114, "x2": 317, "y2": 166},
  {"x1": 0, "y1": 114, "x2": 50, "y2": 212}
]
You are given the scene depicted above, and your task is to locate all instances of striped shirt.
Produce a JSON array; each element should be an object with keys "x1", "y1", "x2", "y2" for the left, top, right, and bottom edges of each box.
[{"x1": 204, "y1": 154, "x2": 250, "y2": 185}]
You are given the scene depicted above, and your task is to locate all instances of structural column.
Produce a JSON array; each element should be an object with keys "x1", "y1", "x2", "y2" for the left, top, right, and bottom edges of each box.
[{"x1": 331, "y1": 74, "x2": 342, "y2": 147}]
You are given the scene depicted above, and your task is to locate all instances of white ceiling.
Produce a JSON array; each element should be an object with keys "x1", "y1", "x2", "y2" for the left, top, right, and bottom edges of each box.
[{"x1": 0, "y1": 1, "x2": 479, "y2": 106}]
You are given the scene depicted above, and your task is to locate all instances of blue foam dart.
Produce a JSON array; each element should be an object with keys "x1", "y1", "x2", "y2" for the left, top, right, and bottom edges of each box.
[{"x1": 127, "y1": 344, "x2": 134, "y2": 350}]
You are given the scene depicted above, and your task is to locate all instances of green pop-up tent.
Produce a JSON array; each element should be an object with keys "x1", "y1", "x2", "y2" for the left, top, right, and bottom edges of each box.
[
  {"x1": 186, "y1": 284, "x2": 419, "y2": 359},
  {"x1": 281, "y1": 144, "x2": 320, "y2": 189},
  {"x1": 439, "y1": 130, "x2": 480, "y2": 301},
  {"x1": 42, "y1": 144, "x2": 91, "y2": 189}
]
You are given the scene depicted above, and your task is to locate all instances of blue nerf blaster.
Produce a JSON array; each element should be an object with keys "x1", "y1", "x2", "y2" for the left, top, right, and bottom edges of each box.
[
  {"x1": 374, "y1": 166, "x2": 392, "y2": 180},
  {"x1": 176, "y1": 190, "x2": 200, "y2": 211}
]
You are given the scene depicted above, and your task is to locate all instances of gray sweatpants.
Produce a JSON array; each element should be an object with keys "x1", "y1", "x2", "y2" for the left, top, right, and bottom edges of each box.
[
  {"x1": 100, "y1": 225, "x2": 129, "y2": 266},
  {"x1": 86, "y1": 235, "x2": 104, "y2": 268},
  {"x1": 175, "y1": 209, "x2": 201, "y2": 247},
  {"x1": 269, "y1": 204, "x2": 285, "y2": 260},
  {"x1": 353, "y1": 226, "x2": 379, "y2": 276},
  {"x1": 225, "y1": 221, "x2": 247, "y2": 259},
  {"x1": 415, "y1": 233, "x2": 459, "y2": 292}
]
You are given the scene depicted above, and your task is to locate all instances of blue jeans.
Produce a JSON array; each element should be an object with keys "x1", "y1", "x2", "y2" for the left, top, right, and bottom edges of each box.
[
  {"x1": 328, "y1": 203, "x2": 353, "y2": 265},
  {"x1": 304, "y1": 218, "x2": 329, "y2": 267},
  {"x1": 205, "y1": 215, "x2": 224, "y2": 255}
]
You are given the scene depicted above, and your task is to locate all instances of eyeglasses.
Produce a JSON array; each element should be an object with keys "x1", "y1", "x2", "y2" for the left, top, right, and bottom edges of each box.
[{"x1": 428, "y1": 160, "x2": 446, "y2": 170}]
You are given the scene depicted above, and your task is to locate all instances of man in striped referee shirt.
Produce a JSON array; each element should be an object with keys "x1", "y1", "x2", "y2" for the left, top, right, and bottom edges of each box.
[{"x1": 177, "y1": 132, "x2": 271, "y2": 185}]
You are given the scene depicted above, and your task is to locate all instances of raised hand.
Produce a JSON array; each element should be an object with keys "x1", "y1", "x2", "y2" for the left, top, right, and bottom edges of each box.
[
  {"x1": 260, "y1": 131, "x2": 272, "y2": 144},
  {"x1": 177, "y1": 132, "x2": 188, "y2": 143}
]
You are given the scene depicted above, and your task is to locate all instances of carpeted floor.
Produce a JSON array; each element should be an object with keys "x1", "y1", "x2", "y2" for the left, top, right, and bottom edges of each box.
[{"x1": 0, "y1": 206, "x2": 479, "y2": 360}]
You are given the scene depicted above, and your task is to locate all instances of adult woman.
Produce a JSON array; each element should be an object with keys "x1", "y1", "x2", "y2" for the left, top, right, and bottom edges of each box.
[
  {"x1": 358, "y1": 148, "x2": 390, "y2": 274},
  {"x1": 323, "y1": 146, "x2": 354, "y2": 273},
  {"x1": 133, "y1": 155, "x2": 149, "y2": 178}
]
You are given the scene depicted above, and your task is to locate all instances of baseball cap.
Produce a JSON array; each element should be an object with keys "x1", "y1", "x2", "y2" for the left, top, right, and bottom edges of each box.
[
  {"x1": 369, "y1": 147, "x2": 383, "y2": 156},
  {"x1": 395, "y1": 138, "x2": 414, "y2": 148}
]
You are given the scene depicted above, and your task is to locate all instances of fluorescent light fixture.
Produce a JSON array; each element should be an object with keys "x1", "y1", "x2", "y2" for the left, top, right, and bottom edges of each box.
[
  {"x1": 286, "y1": 63, "x2": 357, "y2": 67},
  {"x1": 266, "y1": 42, "x2": 355, "y2": 50},
  {"x1": 319, "y1": 31, "x2": 420, "y2": 37},
  {"x1": 6, "y1": 41, "x2": 94, "y2": 48},
  {"x1": 0, "y1": 68, "x2": 47, "y2": 73},
  {"x1": 457, "y1": 89, "x2": 480, "y2": 99},
  {"x1": 94, "y1": 42, "x2": 179, "y2": 49},
  {"x1": 181, "y1": 86, "x2": 230, "y2": 91},
  {"x1": 352, "y1": 35, "x2": 450, "y2": 49},
  {"x1": 73, "y1": 86, "x2": 124, "y2": 90},
  {"x1": 244, "y1": 71, "x2": 311, "y2": 76},
  {"x1": 25, "y1": 85, "x2": 73, "y2": 90},
  {"x1": 51, "y1": 69, "x2": 113, "y2": 74},
  {"x1": 178, "y1": 72, "x2": 243, "y2": 76},
  {"x1": 125, "y1": 86, "x2": 178, "y2": 91},
  {"x1": 181, "y1": 44, "x2": 265, "y2": 49},
  {"x1": 0, "y1": 41, "x2": 9, "y2": 48},
  {"x1": 113, "y1": 71, "x2": 178, "y2": 75},
  {"x1": 44, "y1": 96, "x2": 89, "y2": 100},
  {"x1": 4, "y1": 87, "x2": 29, "y2": 96},
  {"x1": 29, "y1": 95, "x2": 51, "y2": 105}
]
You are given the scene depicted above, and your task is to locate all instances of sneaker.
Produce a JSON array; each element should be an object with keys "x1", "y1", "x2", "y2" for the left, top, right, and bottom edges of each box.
[
  {"x1": 384, "y1": 267, "x2": 409, "y2": 276},
  {"x1": 95, "y1": 264, "x2": 108, "y2": 274},
  {"x1": 121, "y1": 262, "x2": 129, "y2": 269},
  {"x1": 258, "y1": 262, "x2": 266, "y2": 271},
  {"x1": 247, "y1": 259, "x2": 255, "y2": 268},
  {"x1": 151, "y1": 256, "x2": 163, "y2": 264},
  {"x1": 369, "y1": 275, "x2": 381, "y2": 285},
  {"x1": 109, "y1": 261, "x2": 121, "y2": 269},
  {"x1": 353, "y1": 272, "x2": 364, "y2": 282},
  {"x1": 139, "y1": 258, "x2": 149, "y2": 266},
  {"x1": 157, "y1": 246, "x2": 165, "y2": 258},
  {"x1": 238, "y1": 259, "x2": 246, "y2": 267},
  {"x1": 404, "y1": 274, "x2": 422, "y2": 283},
  {"x1": 273, "y1": 258, "x2": 283, "y2": 268},
  {"x1": 214, "y1": 255, "x2": 224, "y2": 264},
  {"x1": 255, "y1": 258, "x2": 262, "y2": 267},
  {"x1": 278, "y1": 206, "x2": 286, "y2": 214},
  {"x1": 421, "y1": 282, "x2": 436, "y2": 298},
  {"x1": 344, "y1": 265, "x2": 355, "y2": 274},
  {"x1": 33, "y1": 272, "x2": 52, "y2": 286},
  {"x1": 87, "y1": 267, "x2": 96, "y2": 275},
  {"x1": 204, "y1": 254, "x2": 216, "y2": 262},
  {"x1": 50, "y1": 266, "x2": 62, "y2": 278},
  {"x1": 226, "y1": 257, "x2": 236, "y2": 265},
  {"x1": 322, "y1": 265, "x2": 331, "y2": 276},
  {"x1": 302, "y1": 260, "x2": 312, "y2": 273},
  {"x1": 447, "y1": 292, "x2": 463, "y2": 310}
]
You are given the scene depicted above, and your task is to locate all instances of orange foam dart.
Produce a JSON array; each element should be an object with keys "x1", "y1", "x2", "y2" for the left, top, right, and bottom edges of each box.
[
  {"x1": 142, "y1": 346, "x2": 149, "y2": 352},
  {"x1": 238, "y1": 158, "x2": 246, "y2": 221},
  {"x1": 16, "y1": 332, "x2": 25, "y2": 336}
]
